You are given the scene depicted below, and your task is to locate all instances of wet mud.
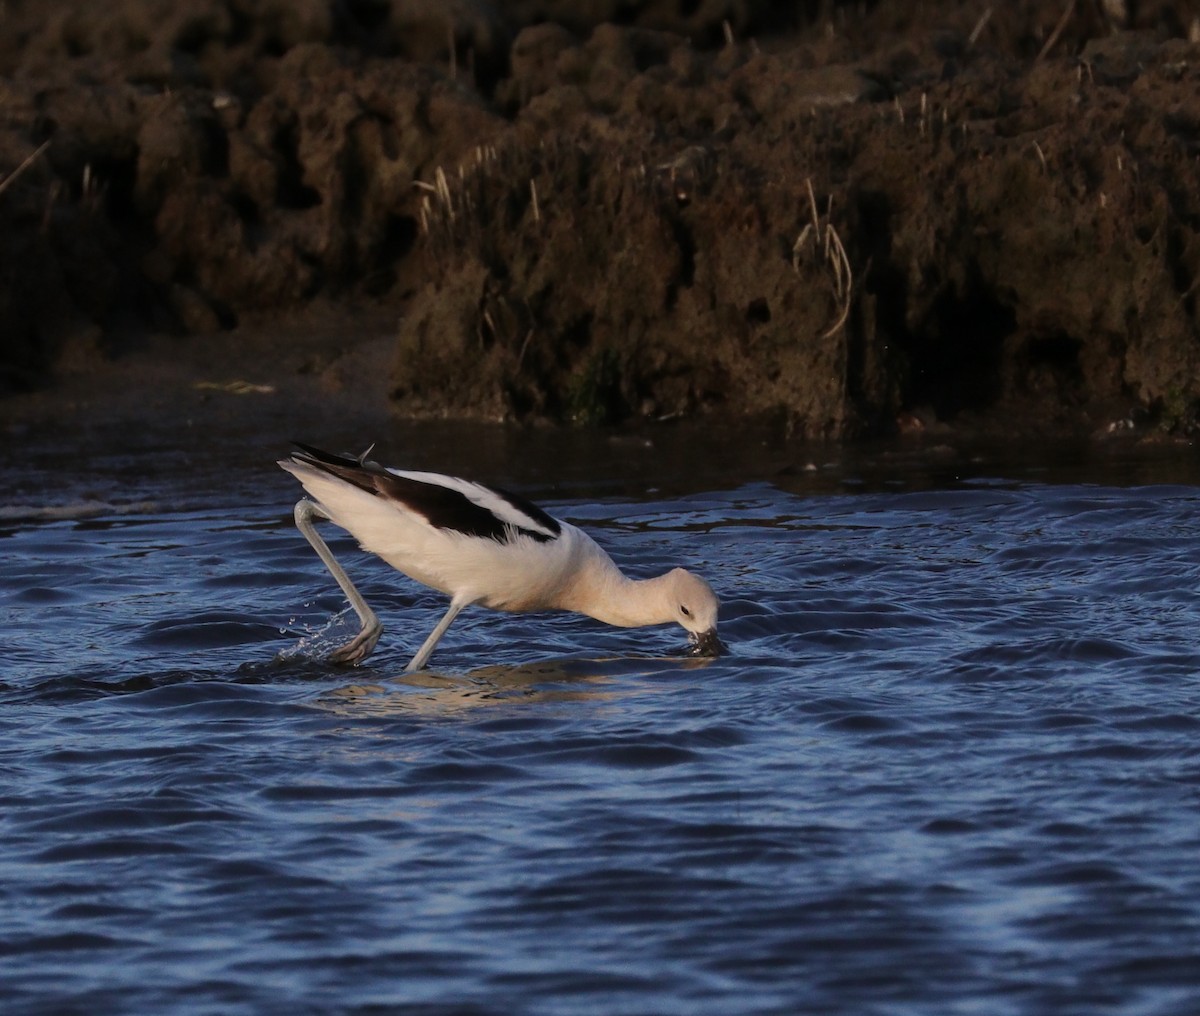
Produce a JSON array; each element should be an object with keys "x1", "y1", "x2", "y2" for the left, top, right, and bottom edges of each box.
[{"x1": 2, "y1": 1, "x2": 1200, "y2": 440}]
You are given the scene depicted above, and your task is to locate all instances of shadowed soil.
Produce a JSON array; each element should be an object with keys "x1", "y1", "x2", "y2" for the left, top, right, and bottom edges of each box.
[{"x1": 2, "y1": 1, "x2": 1199, "y2": 442}]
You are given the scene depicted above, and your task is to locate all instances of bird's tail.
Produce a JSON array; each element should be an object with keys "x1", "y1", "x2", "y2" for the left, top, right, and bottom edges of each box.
[{"x1": 283, "y1": 443, "x2": 382, "y2": 496}]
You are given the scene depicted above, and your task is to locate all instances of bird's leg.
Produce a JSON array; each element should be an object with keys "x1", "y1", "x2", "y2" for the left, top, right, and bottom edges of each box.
[
  {"x1": 293, "y1": 499, "x2": 382, "y2": 665},
  {"x1": 406, "y1": 596, "x2": 470, "y2": 672}
]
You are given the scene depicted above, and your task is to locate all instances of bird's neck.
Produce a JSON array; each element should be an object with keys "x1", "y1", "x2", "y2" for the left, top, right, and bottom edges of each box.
[{"x1": 561, "y1": 542, "x2": 672, "y2": 629}]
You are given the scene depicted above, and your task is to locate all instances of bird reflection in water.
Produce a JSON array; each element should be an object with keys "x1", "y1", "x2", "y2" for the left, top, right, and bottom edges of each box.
[{"x1": 315, "y1": 655, "x2": 716, "y2": 718}]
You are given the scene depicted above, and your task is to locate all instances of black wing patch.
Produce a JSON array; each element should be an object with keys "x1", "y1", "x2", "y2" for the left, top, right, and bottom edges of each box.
[{"x1": 291, "y1": 443, "x2": 561, "y2": 544}]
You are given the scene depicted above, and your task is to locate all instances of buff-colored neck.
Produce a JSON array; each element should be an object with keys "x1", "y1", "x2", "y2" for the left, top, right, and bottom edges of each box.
[{"x1": 557, "y1": 541, "x2": 674, "y2": 629}]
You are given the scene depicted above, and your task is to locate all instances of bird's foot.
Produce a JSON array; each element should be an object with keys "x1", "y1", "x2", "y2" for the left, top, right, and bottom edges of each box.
[{"x1": 327, "y1": 622, "x2": 383, "y2": 666}]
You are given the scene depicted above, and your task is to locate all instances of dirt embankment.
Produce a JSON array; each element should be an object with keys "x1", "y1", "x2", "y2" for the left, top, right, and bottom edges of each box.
[{"x1": 2, "y1": 1, "x2": 1200, "y2": 440}]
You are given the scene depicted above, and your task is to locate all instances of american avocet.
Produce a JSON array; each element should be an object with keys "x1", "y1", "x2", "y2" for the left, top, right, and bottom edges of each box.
[{"x1": 279, "y1": 444, "x2": 721, "y2": 669}]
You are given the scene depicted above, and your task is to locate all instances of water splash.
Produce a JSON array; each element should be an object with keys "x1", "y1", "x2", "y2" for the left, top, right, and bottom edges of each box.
[{"x1": 275, "y1": 605, "x2": 359, "y2": 662}]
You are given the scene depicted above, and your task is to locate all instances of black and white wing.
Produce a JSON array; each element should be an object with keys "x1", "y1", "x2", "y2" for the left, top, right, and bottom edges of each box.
[{"x1": 287, "y1": 444, "x2": 561, "y2": 544}]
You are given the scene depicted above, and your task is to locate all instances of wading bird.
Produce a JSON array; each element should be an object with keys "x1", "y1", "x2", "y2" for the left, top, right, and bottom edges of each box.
[{"x1": 279, "y1": 444, "x2": 721, "y2": 669}]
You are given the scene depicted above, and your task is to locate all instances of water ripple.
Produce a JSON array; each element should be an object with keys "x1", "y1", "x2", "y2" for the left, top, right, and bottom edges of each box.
[{"x1": 3, "y1": 473, "x2": 1200, "y2": 1014}]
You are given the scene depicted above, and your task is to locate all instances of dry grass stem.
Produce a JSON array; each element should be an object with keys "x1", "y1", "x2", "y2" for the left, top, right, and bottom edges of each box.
[
  {"x1": 435, "y1": 166, "x2": 453, "y2": 221},
  {"x1": 516, "y1": 329, "x2": 534, "y2": 371},
  {"x1": 805, "y1": 177, "x2": 821, "y2": 230},
  {"x1": 1036, "y1": 0, "x2": 1076, "y2": 62},
  {"x1": 791, "y1": 224, "x2": 814, "y2": 270},
  {"x1": 968, "y1": 7, "x2": 993, "y2": 48},
  {"x1": 0, "y1": 140, "x2": 51, "y2": 198},
  {"x1": 1032, "y1": 140, "x2": 1048, "y2": 172},
  {"x1": 822, "y1": 223, "x2": 853, "y2": 339},
  {"x1": 794, "y1": 177, "x2": 853, "y2": 338}
]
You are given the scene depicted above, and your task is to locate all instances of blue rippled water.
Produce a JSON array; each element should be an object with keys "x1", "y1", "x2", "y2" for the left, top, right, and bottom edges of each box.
[{"x1": 3, "y1": 433, "x2": 1200, "y2": 1015}]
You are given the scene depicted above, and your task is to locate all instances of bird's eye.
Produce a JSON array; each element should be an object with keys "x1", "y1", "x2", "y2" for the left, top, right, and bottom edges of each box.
[{"x1": 680, "y1": 604, "x2": 691, "y2": 617}]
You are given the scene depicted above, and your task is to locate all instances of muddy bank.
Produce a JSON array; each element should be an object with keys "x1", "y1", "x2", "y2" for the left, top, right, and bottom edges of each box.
[{"x1": 2, "y1": 1, "x2": 1199, "y2": 441}]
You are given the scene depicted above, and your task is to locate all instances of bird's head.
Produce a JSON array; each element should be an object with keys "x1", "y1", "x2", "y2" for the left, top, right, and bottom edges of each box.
[{"x1": 665, "y1": 568, "x2": 722, "y2": 657}]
